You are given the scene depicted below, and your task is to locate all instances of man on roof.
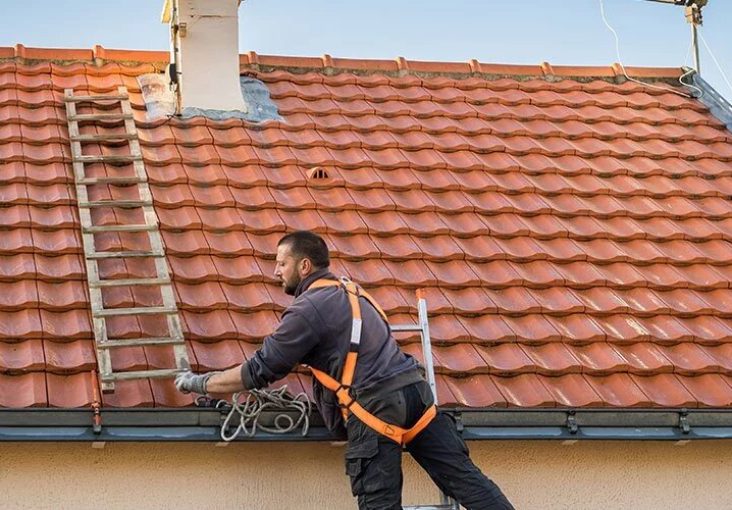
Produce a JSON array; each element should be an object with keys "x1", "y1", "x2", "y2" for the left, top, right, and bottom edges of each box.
[{"x1": 176, "y1": 230, "x2": 514, "y2": 510}]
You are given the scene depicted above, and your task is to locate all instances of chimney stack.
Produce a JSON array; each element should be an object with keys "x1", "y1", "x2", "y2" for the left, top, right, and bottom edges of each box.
[{"x1": 161, "y1": 0, "x2": 247, "y2": 112}]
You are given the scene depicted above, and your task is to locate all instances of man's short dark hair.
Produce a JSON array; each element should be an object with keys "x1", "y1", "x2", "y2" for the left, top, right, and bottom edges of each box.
[{"x1": 278, "y1": 231, "x2": 330, "y2": 269}]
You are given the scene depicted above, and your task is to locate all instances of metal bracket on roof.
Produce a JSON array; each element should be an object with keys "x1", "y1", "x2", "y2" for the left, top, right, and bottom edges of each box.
[
  {"x1": 90, "y1": 371, "x2": 103, "y2": 435},
  {"x1": 566, "y1": 410, "x2": 579, "y2": 435},
  {"x1": 453, "y1": 411, "x2": 464, "y2": 434},
  {"x1": 679, "y1": 408, "x2": 691, "y2": 435}
]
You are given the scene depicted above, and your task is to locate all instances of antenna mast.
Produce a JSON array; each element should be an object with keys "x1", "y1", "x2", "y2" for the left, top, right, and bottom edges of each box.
[{"x1": 644, "y1": 0, "x2": 707, "y2": 74}]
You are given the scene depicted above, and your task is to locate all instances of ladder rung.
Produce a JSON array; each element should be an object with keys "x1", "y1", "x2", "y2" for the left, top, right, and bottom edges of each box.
[
  {"x1": 98, "y1": 337, "x2": 184, "y2": 348},
  {"x1": 391, "y1": 324, "x2": 422, "y2": 332},
  {"x1": 78, "y1": 199, "x2": 153, "y2": 208},
  {"x1": 90, "y1": 277, "x2": 170, "y2": 288},
  {"x1": 75, "y1": 155, "x2": 142, "y2": 163},
  {"x1": 78, "y1": 176, "x2": 146, "y2": 185},
  {"x1": 64, "y1": 94, "x2": 129, "y2": 103},
  {"x1": 68, "y1": 113, "x2": 134, "y2": 122},
  {"x1": 93, "y1": 306, "x2": 178, "y2": 318},
  {"x1": 86, "y1": 250, "x2": 164, "y2": 259},
  {"x1": 101, "y1": 368, "x2": 183, "y2": 382},
  {"x1": 83, "y1": 224, "x2": 157, "y2": 233},
  {"x1": 72, "y1": 133, "x2": 136, "y2": 142}
]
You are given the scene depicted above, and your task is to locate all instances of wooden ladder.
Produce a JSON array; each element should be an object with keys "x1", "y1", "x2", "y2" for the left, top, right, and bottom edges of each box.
[{"x1": 64, "y1": 86, "x2": 189, "y2": 392}]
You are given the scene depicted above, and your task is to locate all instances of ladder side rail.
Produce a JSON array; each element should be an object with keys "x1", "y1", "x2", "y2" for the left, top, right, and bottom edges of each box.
[
  {"x1": 64, "y1": 87, "x2": 189, "y2": 390},
  {"x1": 391, "y1": 292, "x2": 459, "y2": 510}
]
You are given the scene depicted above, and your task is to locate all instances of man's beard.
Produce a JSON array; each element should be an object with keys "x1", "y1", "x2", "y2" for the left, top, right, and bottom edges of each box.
[{"x1": 283, "y1": 274, "x2": 301, "y2": 296}]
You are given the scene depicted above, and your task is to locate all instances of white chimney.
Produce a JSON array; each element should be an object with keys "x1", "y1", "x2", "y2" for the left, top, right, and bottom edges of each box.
[{"x1": 161, "y1": 0, "x2": 247, "y2": 112}]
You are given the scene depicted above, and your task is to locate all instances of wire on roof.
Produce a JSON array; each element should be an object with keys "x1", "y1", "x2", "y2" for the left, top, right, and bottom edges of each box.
[
  {"x1": 598, "y1": 0, "x2": 701, "y2": 99},
  {"x1": 699, "y1": 32, "x2": 732, "y2": 98}
]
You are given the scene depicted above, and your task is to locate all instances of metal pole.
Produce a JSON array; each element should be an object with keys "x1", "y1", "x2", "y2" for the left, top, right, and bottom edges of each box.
[{"x1": 691, "y1": 20, "x2": 701, "y2": 74}]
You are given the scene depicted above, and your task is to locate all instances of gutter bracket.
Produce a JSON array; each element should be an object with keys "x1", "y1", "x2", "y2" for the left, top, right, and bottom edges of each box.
[
  {"x1": 92, "y1": 402, "x2": 102, "y2": 435},
  {"x1": 90, "y1": 370, "x2": 103, "y2": 435},
  {"x1": 566, "y1": 410, "x2": 579, "y2": 435},
  {"x1": 679, "y1": 409, "x2": 691, "y2": 435},
  {"x1": 453, "y1": 410, "x2": 464, "y2": 434}
]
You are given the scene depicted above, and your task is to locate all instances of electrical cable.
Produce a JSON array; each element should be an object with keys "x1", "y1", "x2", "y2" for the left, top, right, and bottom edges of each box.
[
  {"x1": 678, "y1": 37, "x2": 704, "y2": 98},
  {"x1": 219, "y1": 386, "x2": 312, "y2": 442},
  {"x1": 599, "y1": 0, "x2": 699, "y2": 98},
  {"x1": 699, "y1": 32, "x2": 732, "y2": 98}
]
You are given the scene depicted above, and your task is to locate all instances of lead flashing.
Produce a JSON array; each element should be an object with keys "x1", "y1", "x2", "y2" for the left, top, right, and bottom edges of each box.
[{"x1": 689, "y1": 69, "x2": 732, "y2": 131}]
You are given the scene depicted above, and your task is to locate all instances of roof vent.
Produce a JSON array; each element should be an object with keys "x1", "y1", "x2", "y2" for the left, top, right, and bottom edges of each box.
[{"x1": 307, "y1": 167, "x2": 330, "y2": 180}]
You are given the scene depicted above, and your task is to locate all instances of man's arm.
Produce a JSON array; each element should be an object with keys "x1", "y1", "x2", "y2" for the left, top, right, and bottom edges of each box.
[
  {"x1": 205, "y1": 365, "x2": 246, "y2": 393},
  {"x1": 176, "y1": 305, "x2": 319, "y2": 395}
]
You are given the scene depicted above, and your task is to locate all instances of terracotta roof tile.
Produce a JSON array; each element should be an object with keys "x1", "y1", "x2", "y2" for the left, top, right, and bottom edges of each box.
[
  {"x1": 3, "y1": 49, "x2": 732, "y2": 409},
  {"x1": 0, "y1": 373, "x2": 47, "y2": 407},
  {"x1": 492, "y1": 374, "x2": 555, "y2": 407},
  {"x1": 629, "y1": 374, "x2": 697, "y2": 407},
  {"x1": 584, "y1": 373, "x2": 651, "y2": 407}
]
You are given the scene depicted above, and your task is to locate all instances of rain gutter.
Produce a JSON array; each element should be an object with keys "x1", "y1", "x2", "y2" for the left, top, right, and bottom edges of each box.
[{"x1": 1, "y1": 408, "x2": 732, "y2": 442}]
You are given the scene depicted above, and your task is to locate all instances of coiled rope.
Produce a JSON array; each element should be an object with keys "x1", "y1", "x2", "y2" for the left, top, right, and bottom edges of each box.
[{"x1": 217, "y1": 386, "x2": 312, "y2": 442}]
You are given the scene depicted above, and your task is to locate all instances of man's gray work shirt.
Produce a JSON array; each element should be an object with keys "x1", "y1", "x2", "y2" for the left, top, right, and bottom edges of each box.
[{"x1": 240, "y1": 268, "x2": 421, "y2": 433}]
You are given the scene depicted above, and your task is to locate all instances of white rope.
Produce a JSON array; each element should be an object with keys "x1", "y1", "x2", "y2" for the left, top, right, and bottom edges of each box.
[
  {"x1": 219, "y1": 386, "x2": 312, "y2": 442},
  {"x1": 699, "y1": 32, "x2": 732, "y2": 98},
  {"x1": 599, "y1": 0, "x2": 700, "y2": 98}
]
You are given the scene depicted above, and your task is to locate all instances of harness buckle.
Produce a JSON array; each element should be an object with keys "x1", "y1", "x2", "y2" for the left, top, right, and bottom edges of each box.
[{"x1": 335, "y1": 384, "x2": 356, "y2": 410}]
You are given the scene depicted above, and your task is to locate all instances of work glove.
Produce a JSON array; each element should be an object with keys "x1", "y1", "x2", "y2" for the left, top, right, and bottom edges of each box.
[{"x1": 175, "y1": 370, "x2": 211, "y2": 395}]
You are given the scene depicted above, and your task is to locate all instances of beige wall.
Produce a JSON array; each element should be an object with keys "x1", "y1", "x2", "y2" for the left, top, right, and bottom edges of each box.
[{"x1": 0, "y1": 440, "x2": 730, "y2": 509}]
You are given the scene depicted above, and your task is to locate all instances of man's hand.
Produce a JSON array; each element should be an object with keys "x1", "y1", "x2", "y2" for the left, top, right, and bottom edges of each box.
[{"x1": 175, "y1": 370, "x2": 211, "y2": 395}]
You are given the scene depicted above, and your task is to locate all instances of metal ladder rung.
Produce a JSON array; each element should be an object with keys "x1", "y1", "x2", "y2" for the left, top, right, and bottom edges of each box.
[
  {"x1": 98, "y1": 337, "x2": 184, "y2": 348},
  {"x1": 391, "y1": 324, "x2": 422, "y2": 332},
  {"x1": 78, "y1": 176, "x2": 146, "y2": 185},
  {"x1": 64, "y1": 94, "x2": 129, "y2": 103},
  {"x1": 101, "y1": 368, "x2": 183, "y2": 382},
  {"x1": 93, "y1": 306, "x2": 178, "y2": 318},
  {"x1": 68, "y1": 113, "x2": 134, "y2": 122},
  {"x1": 83, "y1": 223, "x2": 157, "y2": 233},
  {"x1": 86, "y1": 250, "x2": 165, "y2": 259},
  {"x1": 78, "y1": 199, "x2": 153, "y2": 208},
  {"x1": 89, "y1": 277, "x2": 170, "y2": 288},
  {"x1": 71, "y1": 133, "x2": 136, "y2": 142}
]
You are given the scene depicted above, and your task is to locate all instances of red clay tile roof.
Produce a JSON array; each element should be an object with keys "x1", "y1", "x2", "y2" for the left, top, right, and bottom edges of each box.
[{"x1": 2, "y1": 46, "x2": 732, "y2": 410}]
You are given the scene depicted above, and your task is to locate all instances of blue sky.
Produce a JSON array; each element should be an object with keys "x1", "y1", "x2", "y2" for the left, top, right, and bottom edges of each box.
[{"x1": 2, "y1": 1, "x2": 731, "y2": 100}]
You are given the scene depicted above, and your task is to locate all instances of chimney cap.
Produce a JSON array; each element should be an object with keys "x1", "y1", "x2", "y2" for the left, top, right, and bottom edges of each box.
[{"x1": 161, "y1": 0, "x2": 242, "y2": 23}]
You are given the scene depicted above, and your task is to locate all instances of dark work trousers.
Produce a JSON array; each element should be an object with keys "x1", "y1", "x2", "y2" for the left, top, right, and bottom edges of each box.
[{"x1": 344, "y1": 381, "x2": 514, "y2": 510}]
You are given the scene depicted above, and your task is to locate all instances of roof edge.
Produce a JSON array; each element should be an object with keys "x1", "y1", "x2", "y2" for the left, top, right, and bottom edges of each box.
[
  {"x1": 240, "y1": 51, "x2": 682, "y2": 82},
  {"x1": 691, "y1": 69, "x2": 732, "y2": 131},
  {"x1": 0, "y1": 44, "x2": 684, "y2": 82},
  {"x1": 1, "y1": 408, "x2": 731, "y2": 442}
]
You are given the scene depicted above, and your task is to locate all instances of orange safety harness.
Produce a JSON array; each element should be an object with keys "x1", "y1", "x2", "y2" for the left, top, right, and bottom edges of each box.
[{"x1": 307, "y1": 277, "x2": 437, "y2": 445}]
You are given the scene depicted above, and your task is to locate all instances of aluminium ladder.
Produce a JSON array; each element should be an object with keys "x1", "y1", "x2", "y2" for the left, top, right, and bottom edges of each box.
[
  {"x1": 393, "y1": 290, "x2": 459, "y2": 510},
  {"x1": 64, "y1": 86, "x2": 188, "y2": 392}
]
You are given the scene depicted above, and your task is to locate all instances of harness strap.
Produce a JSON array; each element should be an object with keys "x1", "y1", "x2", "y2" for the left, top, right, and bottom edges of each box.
[
  {"x1": 306, "y1": 277, "x2": 436, "y2": 445},
  {"x1": 310, "y1": 367, "x2": 437, "y2": 446}
]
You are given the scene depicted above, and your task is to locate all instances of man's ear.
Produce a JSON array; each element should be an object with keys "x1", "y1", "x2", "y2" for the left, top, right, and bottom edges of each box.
[{"x1": 299, "y1": 257, "x2": 313, "y2": 276}]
